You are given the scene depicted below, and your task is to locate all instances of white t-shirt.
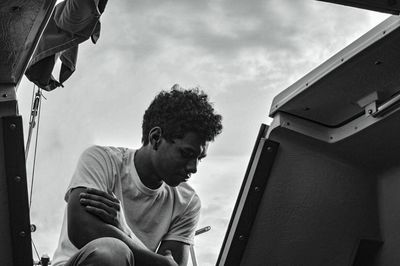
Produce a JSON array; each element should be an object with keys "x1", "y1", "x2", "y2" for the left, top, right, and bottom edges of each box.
[{"x1": 52, "y1": 145, "x2": 201, "y2": 266}]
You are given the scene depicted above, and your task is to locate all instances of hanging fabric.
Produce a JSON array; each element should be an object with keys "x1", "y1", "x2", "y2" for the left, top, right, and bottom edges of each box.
[{"x1": 25, "y1": 0, "x2": 108, "y2": 91}]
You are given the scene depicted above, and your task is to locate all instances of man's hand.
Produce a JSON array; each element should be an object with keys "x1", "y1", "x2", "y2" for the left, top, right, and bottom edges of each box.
[
  {"x1": 158, "y1": 240, "x2": 189, "y2": 266},
  {"x1": 79, "y1": 188, "x2": 123, "y2": 231},
  {"x1": 162, "y1": 250, "x2": 179, "y2": 266}
]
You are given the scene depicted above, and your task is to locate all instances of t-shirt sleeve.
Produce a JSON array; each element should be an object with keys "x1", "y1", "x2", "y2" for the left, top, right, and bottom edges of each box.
[
  {"x1": 163, "y1": 193, "x2": 201, "y2": 245},
  {"x1": 65, "y1": 145, "x2": 115, "y2": 202}
]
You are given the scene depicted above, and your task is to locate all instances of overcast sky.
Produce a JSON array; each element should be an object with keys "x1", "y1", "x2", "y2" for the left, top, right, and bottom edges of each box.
[{"x1": 17, "y1": 1, "x2": 389, "y2": 265}]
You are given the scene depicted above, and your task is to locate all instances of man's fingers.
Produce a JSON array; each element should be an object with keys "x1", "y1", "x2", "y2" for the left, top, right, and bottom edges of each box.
[
  {"x1": 84, "y1": 188, "x2": 119, "y2": 203},
  {"x1": 85, "y1": 206, "x2": 114, "y2": 224},
  {"x1": 85, "y1": 206, "x2": 123, "y2": 231},
  {"x1": 86, "y1": 188, "x2": 119, "y2": 203},
  {"x1": 164, "y1": 250, "x2": 172, "y2": 255},
  {"x1": 80, "y1": 198, "x2": 118, "y2": 216},
  {"x1": 80, "y1": 192, "x2": 120, "y2": 210},
  {"x1": 163, "y1": 249, "x2": 174, "y2": 258}
]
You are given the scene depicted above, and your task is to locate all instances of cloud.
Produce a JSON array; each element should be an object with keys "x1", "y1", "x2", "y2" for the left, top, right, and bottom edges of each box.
[
  {"x1": 101, "y1": 0, "x2": 382, "y2": 62},
  {"x1": 190, "y1": 154, "x2": 250, "y2": 264}
]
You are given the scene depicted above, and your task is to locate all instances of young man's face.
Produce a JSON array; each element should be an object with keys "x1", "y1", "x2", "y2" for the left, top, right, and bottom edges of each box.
[{"x1": 154, "y1": 131, "x2": 208, "y2": 187}]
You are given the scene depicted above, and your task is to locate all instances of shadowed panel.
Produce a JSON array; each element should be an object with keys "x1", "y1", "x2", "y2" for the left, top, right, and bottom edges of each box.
[{"x1": 240, "y1": 127, "x2": 380, "y2": 265}]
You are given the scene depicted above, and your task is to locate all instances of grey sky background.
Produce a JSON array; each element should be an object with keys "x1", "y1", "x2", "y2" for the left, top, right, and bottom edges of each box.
[{"x1": 17, "y1": 1, "x2": 388, "y2": 265}]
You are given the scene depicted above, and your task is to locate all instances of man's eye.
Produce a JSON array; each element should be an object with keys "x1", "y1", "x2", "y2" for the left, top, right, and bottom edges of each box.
[{"x1": 181, "y1": 150, "x2": 193, "y2": 158}]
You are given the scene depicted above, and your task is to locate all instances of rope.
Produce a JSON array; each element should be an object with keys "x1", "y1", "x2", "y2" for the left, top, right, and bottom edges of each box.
[
  {"x1": 25, "y1": 85, "x2": 36, "y2": 159},
  {"x1": 29, "y1": 88, "x2": 43, "y2": 209},
  {"x1": 26, "y1": 86, "x2": 45, "y2": 262},
  {"x1": 32, "y1": 239, "x2": 41, "y2": 263},
  {"x1": 26, "y1": 86, "x2": 41, "y2": 160},
  {"x1": 28, "y1": 84, "x2": 36, "y2": 124}
]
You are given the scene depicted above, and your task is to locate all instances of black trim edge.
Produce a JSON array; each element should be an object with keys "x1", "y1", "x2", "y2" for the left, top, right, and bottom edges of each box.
[
  {"x1": 3, "y1": 116, "x2": 33, "y2": 266},
  {"x1": 217, "y1": 124, "x2": 279, "y2": 265}
]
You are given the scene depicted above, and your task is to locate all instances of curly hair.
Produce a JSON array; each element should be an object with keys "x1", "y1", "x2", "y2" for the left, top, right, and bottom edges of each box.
[{"x1": 142, "y1": 85, "x2": 223, "y2": 145}]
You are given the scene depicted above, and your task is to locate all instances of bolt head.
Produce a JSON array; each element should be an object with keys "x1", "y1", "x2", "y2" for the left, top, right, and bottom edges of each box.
[{"x1": 30, "y1": 224, "x2": 37, "y2": 232}]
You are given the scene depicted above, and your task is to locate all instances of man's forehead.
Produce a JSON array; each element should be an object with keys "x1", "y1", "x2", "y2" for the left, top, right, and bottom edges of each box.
[
  {"x1": 174, "y1": 133, "x2": 209, "y2": 155},
  {"x1": 180, "y1": 140, "x2": 208, "y2": 154}
]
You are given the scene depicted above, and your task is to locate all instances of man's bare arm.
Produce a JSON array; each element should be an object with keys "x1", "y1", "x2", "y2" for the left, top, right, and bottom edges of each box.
[
  {"x1": 157, "y1": 240, "x2": 190, "y2": 266},
  {"x1": 68, "y1": 187, "x2": 177, "y2": 266},
  {"x1": 79, "y1": 188, "x2": 188, "y2": 265}
]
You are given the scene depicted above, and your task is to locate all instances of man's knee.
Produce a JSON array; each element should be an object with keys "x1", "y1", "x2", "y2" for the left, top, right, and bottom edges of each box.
[{"x1": 80, "y1": 237, "x2": 134, "y2": 266}]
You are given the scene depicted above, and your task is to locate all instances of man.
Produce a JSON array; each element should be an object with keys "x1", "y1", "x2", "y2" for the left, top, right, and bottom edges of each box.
[{"x1": 52, "y1": 86, "x2": 223, "y2": 266}]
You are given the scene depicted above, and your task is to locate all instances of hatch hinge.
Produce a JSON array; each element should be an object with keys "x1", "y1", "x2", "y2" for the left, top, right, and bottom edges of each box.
[{"x1": 357, "y1": 91, "x2": 400, "y2": 118}]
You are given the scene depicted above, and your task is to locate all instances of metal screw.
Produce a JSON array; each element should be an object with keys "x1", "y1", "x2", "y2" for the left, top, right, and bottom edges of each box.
[
  {"x1": 9, "y1": 124, "x2": 16, "y2": 130},
  {"x1": 266, "y1": 146, "x2": 272, "y2": 152},
  {"x1": 254, "y1": 186, "x2": 260, "y2": 192},
  {"x1": 30, "y1": 224, "x2": 37, "y2": 232},
  {"x1": 15, "y1": 176, "x2": 21, "y2": 182},
  {"x1": 2, "y1": 94, "x2": 7, "y2": 98},
  {"x1": 239, "y1": 235, "x2": 246, "y2": 241},
  {"x1": 368, "y1": 109, "x2": 373, "y2": 114},
  {"x1": 19, "y1": 231, "x2": 26, "y2": 237}
]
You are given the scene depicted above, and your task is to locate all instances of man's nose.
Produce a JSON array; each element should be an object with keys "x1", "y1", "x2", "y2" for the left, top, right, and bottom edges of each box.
[{"x1": 186, "y1": 158, "x2": 198, "y2": 174}]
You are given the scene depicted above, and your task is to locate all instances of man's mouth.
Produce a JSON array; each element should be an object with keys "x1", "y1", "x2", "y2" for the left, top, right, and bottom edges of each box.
[{"x1": 181, "y1": 175, "x2": 190, "y2": 182}]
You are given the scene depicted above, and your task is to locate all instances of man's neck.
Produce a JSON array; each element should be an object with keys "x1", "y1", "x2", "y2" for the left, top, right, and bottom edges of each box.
[{"x1": 134, "y1": 146, "x2": 163, "y2": 189}]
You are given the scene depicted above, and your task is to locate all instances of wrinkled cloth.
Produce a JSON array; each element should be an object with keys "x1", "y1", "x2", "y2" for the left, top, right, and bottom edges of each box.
[
  {"x1": 64, "y1": 237, "x2": 135, "y2": 266},
  {"x1": 25, "y1": 0, "x2": 107, "y2": 91}
]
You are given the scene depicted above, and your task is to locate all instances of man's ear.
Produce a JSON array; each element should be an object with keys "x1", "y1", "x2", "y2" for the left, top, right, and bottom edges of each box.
[{"x1": 149, "y1": 127, "x2": 162, "y2": 150}]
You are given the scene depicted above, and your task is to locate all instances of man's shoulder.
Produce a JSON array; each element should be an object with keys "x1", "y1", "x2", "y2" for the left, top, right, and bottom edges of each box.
[
  {"x1": 171, "y1": 182, "x2": 201, "y2": 209},
  {"x1": 81, "y1": 145, "x2": 134, "y2": 163},
  {"x1": 176, "y1": 182, "x2": 196, "y2": 193}
]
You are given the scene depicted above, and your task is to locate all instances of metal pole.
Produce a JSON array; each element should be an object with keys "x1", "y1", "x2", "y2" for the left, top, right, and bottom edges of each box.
[
  {"x1": 190, "y1": 226, "x2": 211, "y2": 266},
  {"x1": 190, "y1": 246, "x2": 198, "y2": 266}
]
